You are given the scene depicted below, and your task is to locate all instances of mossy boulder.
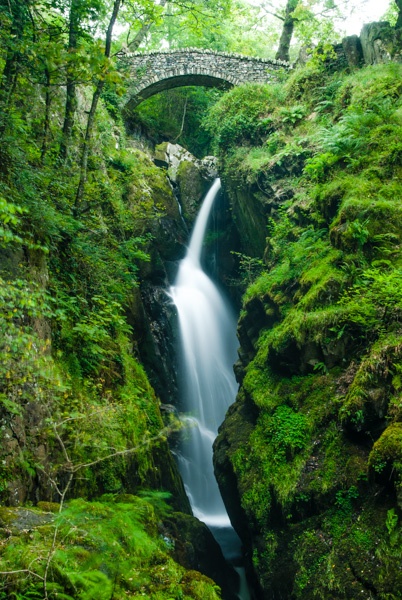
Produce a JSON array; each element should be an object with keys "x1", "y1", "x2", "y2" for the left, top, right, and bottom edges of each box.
[
  {"x1": 369, "y1": 423, "x2": 402, "y2": 485},
  {"x1": 360, "y1": 21, "x2": 402, "y2": 65},
  {"x1": 119, "y1": 148, "x2": 187, "y2": 266},
  {"x1": 0, "y1": 507, "x2": 53, "y2": 534},
  {"x1": 163, "y1": 512, "x2": 239, "y2": 600},
  {"x1": 154, "y1": 142, "x2": 218, "y2": 226}
]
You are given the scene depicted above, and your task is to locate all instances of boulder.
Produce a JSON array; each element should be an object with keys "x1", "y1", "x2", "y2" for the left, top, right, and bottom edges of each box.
[
  {"x1": 154, "y1": 142, "x2": 218, "y2": 224},
  {"x1": 162, "y1": 511, "x2": 240, "y2": 600},
  {"x1": 342, "y1": 35, "x2": 364, "y2": 68},
  {"x1": 360, "y1": 21, "x2": 402, "y2": 64}
]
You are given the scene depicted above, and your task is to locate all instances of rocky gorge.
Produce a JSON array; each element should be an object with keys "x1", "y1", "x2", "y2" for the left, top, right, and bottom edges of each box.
[
  {"x1": 137, "y1": 24, "x2": 402, "y2": 598},
  {"x1": 1, "y1": 13, "x2": 402, "y2": 600}
]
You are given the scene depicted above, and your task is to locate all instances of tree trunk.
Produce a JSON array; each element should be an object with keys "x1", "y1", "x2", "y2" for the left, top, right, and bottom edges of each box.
[
  {"x1": 128, "y1": 0, "x2": 167, "y2": 50},
  {"x1": 74, "y1": 82, "x2": 104, "y2": 210},
  {"x1": 60, "y1": 0, "x2": 80, "y2": 161},
  {"x1": 129, "y1": 22, "x2": 153, "y2": 50},
  {"x1": 0, "y1": 0, "x2": 27, "y2": 131},
  {"x1": 74, "y1": 0, "x2": 122, "y2": 211},
  {"x1": 41, "y1": 69, "x2": 52, "y2": 163},
  {"x1": 275, "y1": 0, "x2": 299, "y2": 62},
  {"x1": 396, "y1": 0, "x2": 402, "y2": 29}
]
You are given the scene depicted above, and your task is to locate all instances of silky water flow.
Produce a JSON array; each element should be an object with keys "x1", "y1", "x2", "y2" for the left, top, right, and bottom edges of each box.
[{"x1": 170, "y1": 179, "x2": 250, "y2": 600}]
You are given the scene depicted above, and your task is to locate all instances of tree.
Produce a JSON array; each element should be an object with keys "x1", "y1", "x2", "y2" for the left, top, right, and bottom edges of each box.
[
  {"x1": 60, "y1": 0, "x2": 120, "y2": 160},
  {"x1": 122, "y1": 0, "x2": 233, "y2": 51},
  {"x1": 396, "y1": 0, "x2": 402, "y2": 28},
  {"x1": 60, "y1": 0, "x2": 84, "y2": 160},
  {"x1": 260, "y1": 0, "x2": 357, "y2": 63},
  {"x1": 0, "y1": 0, "x2": 34, "y2": 132},
  {"x1": 126, "y1": 0, "x2": 168, "y2": 50},
  {"x1": 74, "y1": 0, "x2": 122, "y2": 210},
  {"x1": 275, "y1": 0, "x2": 299, "y2": 61}
]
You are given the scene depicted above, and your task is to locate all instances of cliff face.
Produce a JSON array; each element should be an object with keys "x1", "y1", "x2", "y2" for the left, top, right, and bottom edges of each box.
[
  {"x1": 211, "y1": 57, "x2": 402, "y2": 599},
  {"x1": 0, "y1": 91, "x2": 229, "y2": 596}
]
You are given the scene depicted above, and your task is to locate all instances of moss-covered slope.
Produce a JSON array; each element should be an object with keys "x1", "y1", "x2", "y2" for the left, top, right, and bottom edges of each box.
[
  {"x1": 209, "y1": 61, "x2": 402, "y2": 598},
  {"x1": 0, "y1": 495, "x2": 222, "y2": 600},
  {"x1": 0, "y1": 56, "x2": 224, "y2": 598}
]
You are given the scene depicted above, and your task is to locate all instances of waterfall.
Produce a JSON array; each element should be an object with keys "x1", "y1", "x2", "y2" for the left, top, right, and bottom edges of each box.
[{"x1": 170, "y1": 179, "x2": 250, "y2": 599}]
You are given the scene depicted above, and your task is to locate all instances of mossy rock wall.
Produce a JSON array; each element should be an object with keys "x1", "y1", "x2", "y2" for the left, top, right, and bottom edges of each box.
[
  {"x1": 222, "y1": 178, "x2": 271, "y2": 258},
  {"x1": 154, "y1": 141, "x2": 218, "y2": 226},
  {"x1": 0, "y1": 82, "x2": 194, "y2": 518},
  {"x1": 210, "y1": 61, "x2": 402, "y2": 598}
]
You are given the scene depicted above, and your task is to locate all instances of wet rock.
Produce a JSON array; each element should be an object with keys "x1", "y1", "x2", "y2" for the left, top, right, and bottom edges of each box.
[
  {"x1": 154, "y1": 142, "x2": 218, "y2": 225},
  {"x1": 213, "y1": 392, "x2": 258, "y2": 546},
  {"x1": 126, "y1": 283, "x2": 179, "y2": 406},
  {"x1": 148, "y1": 443, "x2": 192, "y2": 513},
  {"x1": 163, "y1": 511, "x2": 239, "y2": 600},
  {"x1": 155, "y1": 142, "x2": 218, "y2": 184},
  {"x1": 177, "y1": 160, "x2": 208, "y2": 222},
  {"x1": 222, "y1": 172, "x2": 295, "y2": 258}
]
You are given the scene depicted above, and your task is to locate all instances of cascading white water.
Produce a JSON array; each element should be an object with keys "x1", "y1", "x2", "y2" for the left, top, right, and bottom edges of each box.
[
  {"x1": 170, "y1": 178, "x2": 238, "y2": 524},
  {"x1": 170, "y1": 179, "x2": 250, "y2": 600}
]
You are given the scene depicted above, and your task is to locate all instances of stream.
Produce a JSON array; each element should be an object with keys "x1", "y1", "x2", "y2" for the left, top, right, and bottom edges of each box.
[{"x1": 169, "y1": 179, "x2": 250, "y2": 600}]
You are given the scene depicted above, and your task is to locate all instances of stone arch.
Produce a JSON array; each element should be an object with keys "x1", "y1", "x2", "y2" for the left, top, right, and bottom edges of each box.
[
  {"x1": 126, "y1": 73, "x2": 234, "y2": 110},
  {"x1": 121, "y1": 49, "x2": 289, "y2": 110}
]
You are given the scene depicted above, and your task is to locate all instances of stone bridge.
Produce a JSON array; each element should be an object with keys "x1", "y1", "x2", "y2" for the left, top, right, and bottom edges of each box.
[{"x1": 121, "y1": 48, "x2": 290, "y2": 109}]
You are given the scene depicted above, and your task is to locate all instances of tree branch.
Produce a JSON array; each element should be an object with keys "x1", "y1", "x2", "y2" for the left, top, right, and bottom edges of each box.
[
  {"x1": 172, "y1": 95, "x2": 188, "y2": 143},
  {"x1": 70, "y1": 426, "x2": 174, "y2": 471},
  {"x1": 260, "y1": 8, "x2": 285, "y2": 21},
  {"x1": 0, "y1": 569, "x2": 44, "y2": 581}
]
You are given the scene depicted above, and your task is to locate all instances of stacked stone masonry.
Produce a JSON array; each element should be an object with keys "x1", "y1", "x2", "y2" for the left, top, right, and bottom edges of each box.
[{"x1": 121, "y1": 48, "x2": 290, "y2": 108}]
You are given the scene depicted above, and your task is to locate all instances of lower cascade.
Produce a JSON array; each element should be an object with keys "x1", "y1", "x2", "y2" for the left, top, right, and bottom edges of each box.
[{"x1": 170, "y1": 179, "x2": 250, "y2": 599}]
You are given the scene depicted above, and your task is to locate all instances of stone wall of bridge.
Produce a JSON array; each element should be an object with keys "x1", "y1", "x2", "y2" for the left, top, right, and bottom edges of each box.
[{"x1": 121, "y1": 48, "x2": 290, "y2": 108}]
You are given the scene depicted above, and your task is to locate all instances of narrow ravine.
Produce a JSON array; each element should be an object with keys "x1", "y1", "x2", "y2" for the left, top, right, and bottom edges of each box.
[{"x1": 170, "y1": 179, "x2": 250, "y2": 600}]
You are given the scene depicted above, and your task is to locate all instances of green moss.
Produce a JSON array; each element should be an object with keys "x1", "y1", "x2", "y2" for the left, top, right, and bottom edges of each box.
[
  {"x1": 369, "y1": 423, "x2": 402, "y2": 479},
  {"x1": 0, "y1": 496, "x2": 221, "y2": 600},
  {"x1": 331, "y1": 195, "x2": 402, "y2": 253},
  {"x1": 0, "y1": 507, "x2": 18, "y2": 527},
  {"x1": 233, "y1": 370, "x2": 341, "y2": 520},
  {"x1": 242, "y1": 366, "x2": 278, "y2": 410},
  {"x1": 284, "y1": 63, "x2": 330, "y2": 105},
  {"x1": 336, "y1": 63, "x2": 402, "y2": 112},
  {"x1": 180, "y1": 570, "x2": 221, "y2": 600},
  {"x1": 208, "y1": 59, "x2": 402, "y2": 600},
  {"x1": 291, "y1": 498, "x2": 402, "y2": 599},
  {"x1": 203, "y1": 82, "x2": 286, "y2": 155},
  {"x1": 36, "y1": 501, "x2": 60, "y2": 513},
  {"x1": 339, "y1": 333, "x2": 402, "y2": 432}
]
